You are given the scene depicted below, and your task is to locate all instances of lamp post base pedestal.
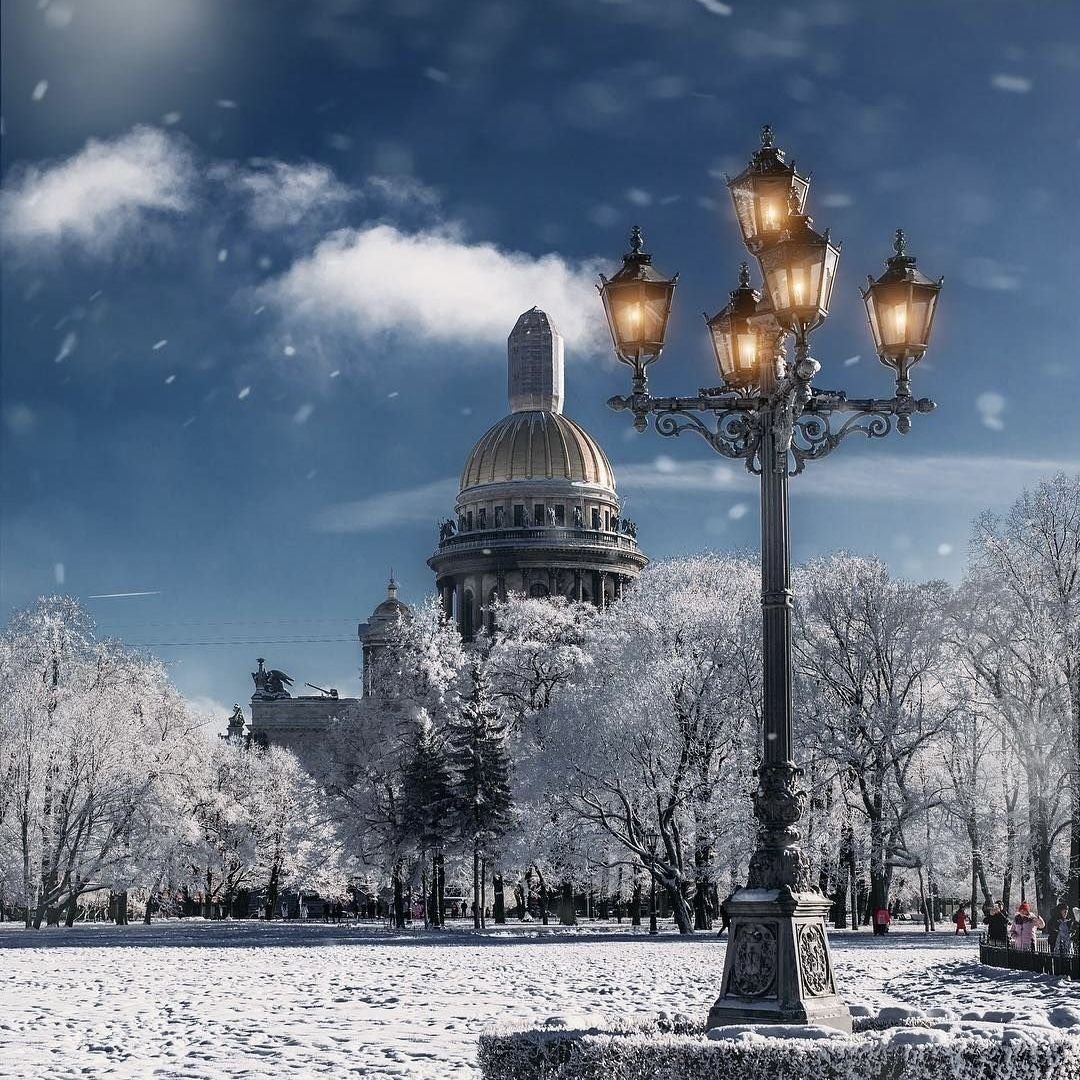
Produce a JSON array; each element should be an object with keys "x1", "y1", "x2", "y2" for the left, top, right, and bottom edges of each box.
[{"x1": 707, "y1": 886, "x2": 852, "y2": 1033}]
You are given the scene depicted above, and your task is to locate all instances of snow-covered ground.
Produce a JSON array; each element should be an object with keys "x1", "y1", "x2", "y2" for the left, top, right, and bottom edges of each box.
[{"x1": 0, "y1": 920, "x2": 1074, "y2": 1079}]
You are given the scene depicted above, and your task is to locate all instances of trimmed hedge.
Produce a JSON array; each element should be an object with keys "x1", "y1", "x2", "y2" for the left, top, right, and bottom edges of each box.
[{"x1": 477, "y1": 1016, "x2": 1080, "y2": 1080}]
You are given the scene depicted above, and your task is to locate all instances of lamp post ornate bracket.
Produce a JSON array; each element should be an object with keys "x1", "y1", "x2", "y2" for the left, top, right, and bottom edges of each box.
[{"x1": 609, "y1": 376, "x2": 936, "y2": 476}]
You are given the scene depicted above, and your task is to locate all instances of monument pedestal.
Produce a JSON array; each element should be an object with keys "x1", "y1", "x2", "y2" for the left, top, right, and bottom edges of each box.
[{"x1": 707, "y1": 886, "x2": 852, "y2": 1033}]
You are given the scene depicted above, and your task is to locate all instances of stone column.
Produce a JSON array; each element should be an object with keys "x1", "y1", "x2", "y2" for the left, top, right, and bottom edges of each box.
[
  {"x1": 497, "y1": 571, "x2": 507, "y2": 601},
  {"x1": 599, "y1": 571, "x2": 608, "y2": 610},
  {"x1": 454, "y1": 579, "x2": 465, "y2": 636},
  {"x1": 574, "y1": 571, "x2": 583, "y2": 602}
]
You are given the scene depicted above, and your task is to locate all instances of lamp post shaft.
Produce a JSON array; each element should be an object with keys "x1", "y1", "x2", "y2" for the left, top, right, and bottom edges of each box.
[{"x1": 759, "y1": 364, "x2": 794, "y2": 769}]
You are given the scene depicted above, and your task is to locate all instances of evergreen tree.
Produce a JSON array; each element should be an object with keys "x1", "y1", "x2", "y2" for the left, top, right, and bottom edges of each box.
[
  {"x1": 400, "y1": 710, "x2": 454, "y2": 926},
  {"x1": 447, "y1": 664, "x2": 514, "y2": 929}
]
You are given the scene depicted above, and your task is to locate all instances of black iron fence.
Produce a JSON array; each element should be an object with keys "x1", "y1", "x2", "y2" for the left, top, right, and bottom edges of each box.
[{"x1": 979, "y1": 932, "x2": 1080, "y2": 978}]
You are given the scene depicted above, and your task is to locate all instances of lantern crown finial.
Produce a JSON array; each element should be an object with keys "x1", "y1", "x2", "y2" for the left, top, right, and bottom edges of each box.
[
  {"x1": 893, "y1": 228, "x2": 906, "y2": 257},
  {"x1": 738, "y1": 262, "x2": 751, "y2": 289},
  {"x1": 761, "y1": 125, "x2": 774, "y2": 148},
  {"x1": 629, "y1": 225, "x2": 644, "y2": 255}
]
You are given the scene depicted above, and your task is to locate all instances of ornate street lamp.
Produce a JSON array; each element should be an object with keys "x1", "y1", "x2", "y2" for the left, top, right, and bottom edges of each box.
[
  {"x1": 644, "y1": 830, "x2": 660, "y2": 936},
  {"x1": 727, "y1": 125, "x2": 810, "y2": 254},
  {"x1": 601, "y1": 128, "x2": 942, "y2": 1034},
  {"x1": 756, "y1": 192, "x2": 841, "y2": 341},
  {"x1": 705, "y1": 263, "x2": 765, "y2": 389},
  {"x1": 863, "y1": 229, "x2": 944, "y2": 401},
  {"x1": 597, "y1": 226, "x2": 678, "y2": 401}
]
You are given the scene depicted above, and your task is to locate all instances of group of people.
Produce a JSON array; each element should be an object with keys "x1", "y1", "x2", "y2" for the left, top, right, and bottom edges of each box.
[{"x1": 982, "y1": 899, "x2": 1078, "y2": 955}]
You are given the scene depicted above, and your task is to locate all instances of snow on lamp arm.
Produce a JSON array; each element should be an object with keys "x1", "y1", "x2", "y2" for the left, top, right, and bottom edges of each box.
[{"x1": 599, "y1": 127, "x2": 943, "y2": 1035}]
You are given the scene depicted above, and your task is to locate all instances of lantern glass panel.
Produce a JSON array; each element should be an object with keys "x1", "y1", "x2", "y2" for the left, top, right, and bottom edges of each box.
[
  {"x1": 759, "y1": 233, "x2": 838, "y2": 329},
  {"x1": 730, "y1": 173, "x2": 809, "y2": 249},
  {"x1": 602, "y1": 278, "x2": 675, "y2": 361}
]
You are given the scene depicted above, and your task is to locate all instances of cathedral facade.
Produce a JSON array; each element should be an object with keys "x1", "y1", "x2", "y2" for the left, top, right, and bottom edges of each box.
[{"x1": 243, "y1": 307, "x2": 646, "y2": 755}]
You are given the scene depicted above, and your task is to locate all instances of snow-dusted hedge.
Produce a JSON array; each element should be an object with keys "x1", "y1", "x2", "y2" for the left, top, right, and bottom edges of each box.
[{"x1": 477, "y1": 1014, "x2": 1080, "y2": 1080}]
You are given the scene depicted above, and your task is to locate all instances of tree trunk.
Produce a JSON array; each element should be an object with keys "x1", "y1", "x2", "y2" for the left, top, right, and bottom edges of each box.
[
  {"x1": 693, "y1": 841, "x2": 713, "y2": 930},
  {"x1": 664, "y1": 877, "x2": 694, "y2": 935},
  {"x1": 473, "y1": 844, "x2": 482, "y2": 930},
  {"x1": 64, "y1": 893, "x2": 78, "y2": 927},
  {"x1": 514, "y1": 882, "x2": 525, "y2": 920},
  {"x1": 539, "y1": 881, "x2": 549, "y2": 925},
  {"x1": 917, "y1": 866, "x2": 931, "y2": 932},
  {"x1": 393, "y1": 861, "x2": 406, "y2": 929},
  {"x1": 558, "y1": 878, "x2": 576, "y2": 925},
  {"x1": 631, "y1": 881, "x2": 641, "y2": 927},
  {"x1": 481, "y1": 857, "x2": 488, "y2": 928},
  {"x1": 436, "y1": 849, "x2": 446, "y2": 928},
  {"x1": 265, "y1": 862, "x2": 280, "y2": 920},
  {"x1": 203, "y1": 869, "x2": 213, "y2": 919},
  {"x1": 493, "y1": 871, "x2": 505, "y2": 924},
  {"x1": 144, "y1": 895, "x2": 153, "y2": 924},
  {"x1": 1030, "y1": 792, "x2": 1053, "y2": 916}
]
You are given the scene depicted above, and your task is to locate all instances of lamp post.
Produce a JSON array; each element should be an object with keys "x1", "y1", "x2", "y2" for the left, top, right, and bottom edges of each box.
[
  {"x1": 598, "y1": 126, "x2": 942, "y2": 1033},
  {"x1": 645, "y1": 829, "x2": 660, "y2": 935}
]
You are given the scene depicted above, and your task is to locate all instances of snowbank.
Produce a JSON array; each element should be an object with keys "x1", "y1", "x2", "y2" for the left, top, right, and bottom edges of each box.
[{"x1": 479, "y1": 1011, "x2": 1080, "y2": 1080}]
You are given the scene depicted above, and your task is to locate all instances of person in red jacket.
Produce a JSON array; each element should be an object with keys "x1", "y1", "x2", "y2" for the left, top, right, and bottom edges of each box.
[
  {"x1": 873, "y1": 906, "x2": 892, "y2": 936},
  {"x1": 953, "y1": 905, "x2": 969, "y2": 936}
]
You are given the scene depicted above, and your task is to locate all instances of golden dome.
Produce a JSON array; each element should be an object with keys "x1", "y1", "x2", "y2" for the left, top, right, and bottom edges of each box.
[{"x1": 460, "y1": 410, "x2": 616, "y2": 492}]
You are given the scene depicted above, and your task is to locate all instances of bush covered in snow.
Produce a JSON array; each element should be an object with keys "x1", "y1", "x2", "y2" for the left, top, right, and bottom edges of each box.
[{"x1": 477, "y1": 1013, "x2": 1080, "y2": 1080}]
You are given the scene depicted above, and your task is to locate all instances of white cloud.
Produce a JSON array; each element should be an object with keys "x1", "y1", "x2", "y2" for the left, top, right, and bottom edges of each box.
[
  {"x1": 316, "y1": 477, "x2": 456, "y2": 533},
  {"x1": 3, "y1": 404, "x2": 37, "y2": 435},
  {"x1": 975, "y1": 391, "x2": 1006, "y2": 430},
  {"x1": 991, "y1": 74, "x2": 1032, "y2": 93},
  {"x1": 311, "y1": 455, "x2": 1080, "y2": 536},
  {"x1": 618, "y1": 453, "x2": 1079, "y2": 508},
  {"x1": 261, "y1": 224, "x2": 608, "y2": 353},
  {"x1": 1, "y1": 126, "x2": 194, "y2": 255},
  {"x1": 224, "y1": 160, "x2": 354, "y2": 230}
]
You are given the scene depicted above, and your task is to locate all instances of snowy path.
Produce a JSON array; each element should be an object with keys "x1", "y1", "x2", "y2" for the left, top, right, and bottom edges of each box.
[{"x1": 0, "y1": 921, "x2": 1074, "y2": 1078}]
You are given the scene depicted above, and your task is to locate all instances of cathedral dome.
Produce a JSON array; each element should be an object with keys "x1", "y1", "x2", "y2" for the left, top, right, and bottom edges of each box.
[{"x1": 460, "y1": 410, "x2": 615, "y2": 492}]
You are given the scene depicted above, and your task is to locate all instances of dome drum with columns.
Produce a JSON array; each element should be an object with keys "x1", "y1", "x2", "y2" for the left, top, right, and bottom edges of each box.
[{"x1": 429, "y1": 307, "x2": 647, "y2": 639}]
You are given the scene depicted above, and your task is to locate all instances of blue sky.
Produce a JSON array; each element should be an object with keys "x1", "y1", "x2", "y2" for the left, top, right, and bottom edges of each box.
[{"x1": 2, "y1": 0, "x2": 1078, "y2": 715}]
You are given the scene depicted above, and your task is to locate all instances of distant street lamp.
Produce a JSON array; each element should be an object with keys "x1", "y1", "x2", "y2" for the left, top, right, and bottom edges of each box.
[
  {"x1": 599, "y1": 126, "x2": 942, "y2": 1033},
  {"x1": 645, "y1": 830, "x2": 660, "y2": 936}
]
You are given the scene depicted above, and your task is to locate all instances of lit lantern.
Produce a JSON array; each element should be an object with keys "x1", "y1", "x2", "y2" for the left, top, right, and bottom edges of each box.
[
  {"x1": 598, "y1": 226, "x2": 678, "y2": 372},
  {"x1": 757, "y1": 191, "x2": 841, "y2": 336},
  {"x1": 862, "y1": 230, "x2": 943, "y2": 383},
  {"x1": 727, "y1": 126, "x2": 810, "y2": 254},
  {"x1": 706, "y1": 263, "x2": 764, "y2": 388}
]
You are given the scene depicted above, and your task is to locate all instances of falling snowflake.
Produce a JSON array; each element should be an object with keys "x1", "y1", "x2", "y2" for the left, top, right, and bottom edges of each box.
[
  {"x1": 293, "y1": 403, "x2": 315, "y2": 424},
  {"x1": 32, "y1": 81, "x2": 48, "y2": 102},
  {"x1": 283, "y1": 345, "x2": 296, "y2": 356},
  {"x1": 54, "y1": 562, "x2": 65, "y2": 585},
  {"x1": 54, "y1": 332, "x2": 77, "y2": 364},
  {"x1": 937, "y1": 543, "x2": 953, "y2": 557},
  {"x1": 217, "y1": 248, "x2": 228, "y2": 262},
  {"x1": 728, "y1": 503, "x2": 748, "y2": 520},
  {"x1": 162, "y1": 111, "x2": 182, "y2": 125},
  {"x1": 238, "y1": 386, "x2": 251, "y2": 400},
  {"x1": 216, "y1": 98, "x2": 238, "y2": 109},
  {"x1": 165, "y1": 374, "x2": 176, "y2": 385},
  {"x1": 152, "y1": 339, "x2": 168, "y2": 351},
  {"x1": 329, "y1": 370, "x2": 341, "y2": 379}
]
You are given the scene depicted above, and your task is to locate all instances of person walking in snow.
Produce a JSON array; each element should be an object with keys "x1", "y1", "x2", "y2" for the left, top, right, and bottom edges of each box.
[
  {"x1": 1009, "y1": 901, "x2": 1044, "y2": 951},
  {"x1": 873, "y1": 906, "x2": 891, "y2": 936},
  {"x1": 1049, "y1": 902, "x2": 1077, "y2": 956},
  {"x1": 952, "y1": 905, "x2": 969, "y2": 936},
  {"x1": 986, "y1": 901, "x2": 1008, "y2": 945}
]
